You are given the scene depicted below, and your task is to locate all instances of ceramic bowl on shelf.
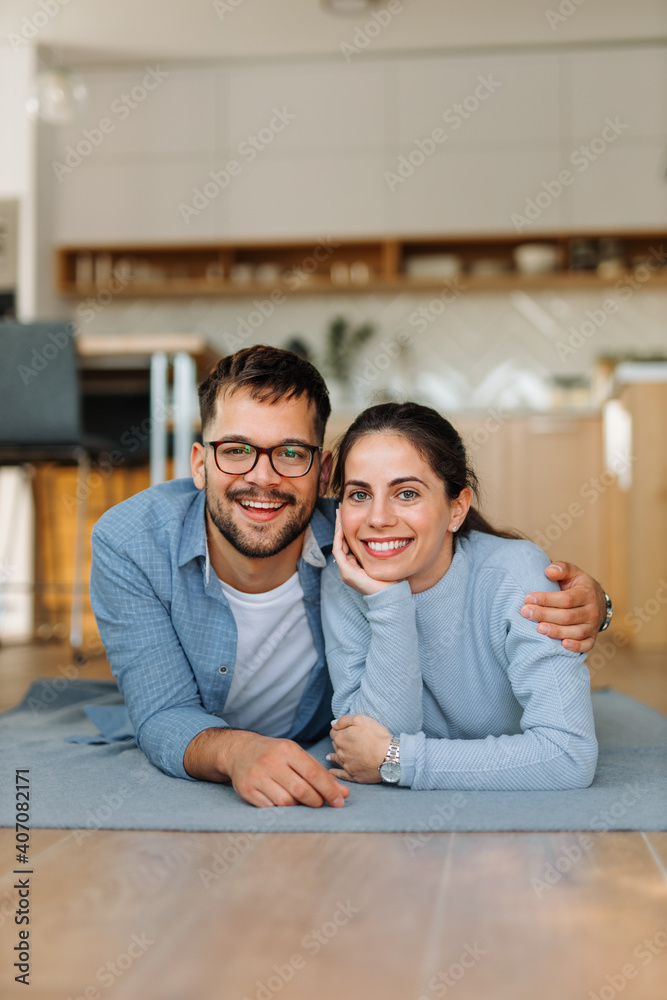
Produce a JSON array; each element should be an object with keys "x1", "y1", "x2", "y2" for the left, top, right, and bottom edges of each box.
[
  {"x1": 469, "y1": 258, "x2": 512, "y2": 277},
  {"x1": 513, "y1": 243, "x2": 560, "y2": 274},
  {"x1": 254, "y1": 263, "x2": 281, "y2": 283},
  {"x1": 404, "y1": 254, "x2": 461, "y2": 279},
  {"x1": 229, "y1": 263, "x2": 253, "y2": 283}
]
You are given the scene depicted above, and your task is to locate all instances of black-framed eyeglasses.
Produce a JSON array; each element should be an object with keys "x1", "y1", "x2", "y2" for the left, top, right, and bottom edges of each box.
[{"x1": 205, "y1": 440, "x2": 322, "y2": 478}]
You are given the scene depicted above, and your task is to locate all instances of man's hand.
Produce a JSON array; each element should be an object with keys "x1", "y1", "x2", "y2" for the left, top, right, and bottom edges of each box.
[
  {"x1": 327, "y1": 715, "x2": 391, "y2": 784},
  {"x1": 184, "y1": 728, "x2": 350, "y2": 809},
  {"x1": 520, "y1": 561, "x2": 607, "y2": 653}
]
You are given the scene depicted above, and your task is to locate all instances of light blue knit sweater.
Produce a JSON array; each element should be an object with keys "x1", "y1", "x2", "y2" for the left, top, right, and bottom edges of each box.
[{"x1": 321, "y1": 530, "x2": 598, "y2": 790}]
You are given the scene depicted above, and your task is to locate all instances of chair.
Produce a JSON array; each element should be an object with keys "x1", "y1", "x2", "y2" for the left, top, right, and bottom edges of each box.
[{"x1": 0, "y1": 320, "x2": 112, "y2": 655}]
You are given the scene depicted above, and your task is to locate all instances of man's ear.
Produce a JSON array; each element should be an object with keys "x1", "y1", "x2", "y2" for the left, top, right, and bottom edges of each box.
[
  {"x1": 318, "y1": 450, "x2": 333, "y2": 498},
  {"x1": 191, "y1": 442, "x2": 206, "y2": 490}
]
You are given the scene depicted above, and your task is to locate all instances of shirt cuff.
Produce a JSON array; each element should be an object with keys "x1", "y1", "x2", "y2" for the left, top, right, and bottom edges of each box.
[
  {"x1": 398, "y1": 731, "x2": 421, "y2": 787},
  {"x1": 138, "y1": 706, "x2": 229, "y2": 780}
]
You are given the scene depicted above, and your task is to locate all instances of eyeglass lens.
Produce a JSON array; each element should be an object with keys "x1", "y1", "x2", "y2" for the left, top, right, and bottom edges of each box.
[{"x1": 215, "y1": 442, "x2": 312, "y2": 476}]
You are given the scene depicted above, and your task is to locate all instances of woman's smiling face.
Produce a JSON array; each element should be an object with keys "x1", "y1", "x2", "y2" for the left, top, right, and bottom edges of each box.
[{"x1": 340, "y1": 432, "x2": 471, "y2": 594}]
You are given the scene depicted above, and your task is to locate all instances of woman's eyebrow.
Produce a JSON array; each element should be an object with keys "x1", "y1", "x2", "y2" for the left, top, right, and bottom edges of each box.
[{"x1": 344, "y1": 477, "x2": 428, "y2": 488}]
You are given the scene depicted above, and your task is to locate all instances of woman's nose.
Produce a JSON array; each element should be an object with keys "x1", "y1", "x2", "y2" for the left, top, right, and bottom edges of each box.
[{"x1": 367, "y1": 498, "x2": 397, "y2": 528}]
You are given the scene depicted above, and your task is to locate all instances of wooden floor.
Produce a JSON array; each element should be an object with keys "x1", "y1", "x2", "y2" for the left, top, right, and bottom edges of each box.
[{"x1": 0, "y1": 642, "x2": 666, "y2": 1000}]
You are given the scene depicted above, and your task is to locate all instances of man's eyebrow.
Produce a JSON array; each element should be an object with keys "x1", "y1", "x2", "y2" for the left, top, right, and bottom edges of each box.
[
  {"x1": 219, "y1": 436, "x2": 315, "y2": 446},
  {"x1": 344, "y1": 477, "x2": 428, "y2": 488}
]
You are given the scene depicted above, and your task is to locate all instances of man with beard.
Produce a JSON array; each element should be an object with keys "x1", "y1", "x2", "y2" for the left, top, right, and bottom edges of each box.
[{"x1": 91, "y1": 346, "x2": 609, "y2": 809}]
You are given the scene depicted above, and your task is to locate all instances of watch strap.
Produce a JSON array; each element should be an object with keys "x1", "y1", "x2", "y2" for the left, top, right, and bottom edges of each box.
[{"x1": 599, "y1": 592, "x2": 613, "y2": 632}]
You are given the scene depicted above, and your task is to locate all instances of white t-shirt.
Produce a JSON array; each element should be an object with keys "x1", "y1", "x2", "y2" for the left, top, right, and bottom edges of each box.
[{"x1": 218, "y1": 571, "x2": 318, "y2": 738}]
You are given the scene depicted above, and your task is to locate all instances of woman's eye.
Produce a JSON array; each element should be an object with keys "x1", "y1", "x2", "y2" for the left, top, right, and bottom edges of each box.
[
  {"x1": 347, "y1": 491, "x2": 369, "y2": 502},
  {"x1": 398, "y1": 489, "x2": 418, "y2": 500}
]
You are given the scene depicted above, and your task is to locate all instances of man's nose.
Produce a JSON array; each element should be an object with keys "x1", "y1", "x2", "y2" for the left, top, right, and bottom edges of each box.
[{"x1": 243, "y1": 452, "x2": 283, "y2": 488}]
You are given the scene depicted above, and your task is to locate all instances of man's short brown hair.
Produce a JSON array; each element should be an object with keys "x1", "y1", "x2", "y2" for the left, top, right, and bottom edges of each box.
[{"x1": 198, "y1": 345, "x2": 331, "y2": 443}]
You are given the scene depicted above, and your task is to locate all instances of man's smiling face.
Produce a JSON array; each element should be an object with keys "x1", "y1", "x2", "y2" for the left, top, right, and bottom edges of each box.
[{"x1": 192, "y1": 388, "x2": 330, "y2": 560}]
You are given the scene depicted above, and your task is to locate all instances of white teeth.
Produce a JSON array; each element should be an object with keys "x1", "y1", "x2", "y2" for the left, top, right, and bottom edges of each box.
[
  {"x1": 239, "y1": 500, "x2": 284, "y2": 509},
  {"x1": 366, "y1": 539, "x2": 409, "y2": 551}
]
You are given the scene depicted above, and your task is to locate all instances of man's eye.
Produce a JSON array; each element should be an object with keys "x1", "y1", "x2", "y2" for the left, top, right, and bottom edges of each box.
[
  {"x1": 223, "y1": 445, "x2": 252, "y2": 456},
  {"x1": 398, "y1": 489, "x2": 418, "y2": 500}
]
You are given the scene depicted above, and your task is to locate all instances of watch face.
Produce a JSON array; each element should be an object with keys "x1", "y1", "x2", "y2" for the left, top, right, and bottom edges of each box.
[{"x1": 379, "y1": 760, "x2": 401, "y2": 784}]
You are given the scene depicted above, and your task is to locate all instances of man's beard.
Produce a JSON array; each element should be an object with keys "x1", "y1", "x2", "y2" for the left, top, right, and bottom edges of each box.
[{"x1": 205, "y1": 470, "x2": 316, "y2": 559}]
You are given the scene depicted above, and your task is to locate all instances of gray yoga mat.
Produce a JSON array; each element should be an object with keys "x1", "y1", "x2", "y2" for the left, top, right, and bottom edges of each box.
[{"x1": 0, "y1": 678, "x2": 665, "y2": 832}]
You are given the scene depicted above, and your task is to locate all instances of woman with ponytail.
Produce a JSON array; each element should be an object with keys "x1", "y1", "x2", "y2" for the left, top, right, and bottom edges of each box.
[{"x1": 322, "y1": 402, "x2": 597, "y2": 791}]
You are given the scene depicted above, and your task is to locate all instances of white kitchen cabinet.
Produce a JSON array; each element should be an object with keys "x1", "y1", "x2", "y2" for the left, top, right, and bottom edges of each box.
[
  {"x1": 569, "y1": 47, "x2": 667, "y2": 142},
  {"x1": 569, "y1": 144, "x2": 667, "y2": 229},
  {"x1": 225, "y1": 62, "x2": 386, "y2": 152},
  {"x1": 393, "y1": 148, "x2": 568, "y2": 233},
  {"x1": 396, "y1": 52, "x2": 562, "y2": 149}
]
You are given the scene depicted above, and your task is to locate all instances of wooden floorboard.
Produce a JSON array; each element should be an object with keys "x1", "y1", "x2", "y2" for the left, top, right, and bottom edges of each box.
[
  {"x1": 0, "y1": 828, "x2": 666, "y2": 999},
  {"x1": 0, "y1": 642, "x2": 665, "y2": 998}
]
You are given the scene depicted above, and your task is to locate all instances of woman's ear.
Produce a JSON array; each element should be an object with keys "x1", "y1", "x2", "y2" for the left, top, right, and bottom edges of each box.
[{"x1": 451, "y1": 487, "x2": 473, "y2": 530}]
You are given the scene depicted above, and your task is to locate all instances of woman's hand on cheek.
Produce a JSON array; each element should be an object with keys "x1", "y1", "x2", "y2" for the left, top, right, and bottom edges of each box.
[
  {"x1": 333, "y1": 509, "x2": 395, "y2": 596},
  {"x1": 326, "y1": 714, "x2": 392, "y2": 783}
]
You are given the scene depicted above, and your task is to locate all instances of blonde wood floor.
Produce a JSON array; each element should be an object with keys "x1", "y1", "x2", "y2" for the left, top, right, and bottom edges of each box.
[{"x1": 0, "y1": 642, "x2": 665, "y2": 1000}]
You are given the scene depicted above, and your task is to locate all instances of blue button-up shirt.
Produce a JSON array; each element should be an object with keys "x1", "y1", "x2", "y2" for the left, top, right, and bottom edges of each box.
[{"x1": 90, "y1": 479, "x2": 335, "y2": 779}]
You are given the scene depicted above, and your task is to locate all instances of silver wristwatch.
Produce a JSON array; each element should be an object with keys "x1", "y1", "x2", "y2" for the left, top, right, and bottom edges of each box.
[
  {"x1": 599, "y1": 593, "x2": 613, "y2": 632},
  {"x1": 378, "y1": 736, "x2": 401, "y2": 784}
]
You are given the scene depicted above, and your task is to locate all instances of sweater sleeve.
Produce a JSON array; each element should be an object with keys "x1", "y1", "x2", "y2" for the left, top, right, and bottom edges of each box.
[
  {"x1": 399, "y1": 563, "x2": 598, "y2": 791},
  {"x1": 320, "y1": 560, "x2": 424, "y2": 733}
]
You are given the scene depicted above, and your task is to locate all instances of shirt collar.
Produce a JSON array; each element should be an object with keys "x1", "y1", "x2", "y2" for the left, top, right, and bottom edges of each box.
[{"x1": 177, "y1": 487, "x2": 208, "y2": 569}]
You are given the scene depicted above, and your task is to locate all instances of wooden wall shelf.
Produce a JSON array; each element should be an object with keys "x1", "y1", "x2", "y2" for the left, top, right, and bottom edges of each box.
[{"x1": 55, "y1": 231, "x2": 667, "y2": 298}]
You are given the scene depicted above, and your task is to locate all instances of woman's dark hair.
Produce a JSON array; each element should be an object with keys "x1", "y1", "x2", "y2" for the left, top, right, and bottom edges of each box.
[
  {"x1": 330, "y1": 401, "x2": 521, "y2": 540},
  {"x1": 199, "y1": 345, "x2": 331, "y2": 443}
]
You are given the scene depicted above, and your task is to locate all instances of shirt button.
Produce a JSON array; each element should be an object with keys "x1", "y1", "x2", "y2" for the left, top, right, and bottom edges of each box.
[{"x1": 218, "y1": 665, "x2": 228, "y2": 675}]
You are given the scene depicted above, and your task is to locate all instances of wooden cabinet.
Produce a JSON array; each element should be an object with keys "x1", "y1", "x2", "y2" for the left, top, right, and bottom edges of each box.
[
  {"x1": 607, "y1": 382, "x2": 667, "y2": 650},
  {"x1": 455, "y1": 413, "x2": 606, "y2": 585}
]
